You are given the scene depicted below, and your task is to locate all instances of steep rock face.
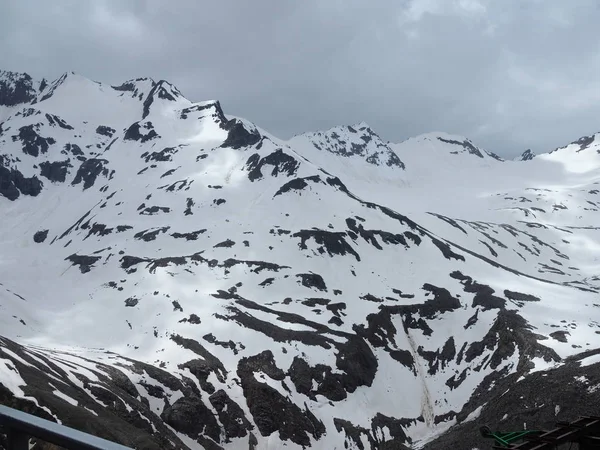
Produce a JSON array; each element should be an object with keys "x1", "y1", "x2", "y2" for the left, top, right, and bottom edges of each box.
[
  {"x1": 0, "y1": 155, "x2": 43, "y2": 200},
  {"x1": 1, "y1": 69, "x2": 600, "y2": 450},
  {"x1": 0, "y1": 71, "x2": 42, "y2": 107},
  {"x1": 422, "y1": 354, "x2": 600, "y2": 450}
]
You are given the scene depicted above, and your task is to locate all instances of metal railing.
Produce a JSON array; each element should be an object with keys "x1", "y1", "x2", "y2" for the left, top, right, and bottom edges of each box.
[
  {"x1": 0, "y1": 405, "x2": 132, "y2": 450},
  {"x1": 485, "y1": 415, "x2": 600, "y2": 449}
]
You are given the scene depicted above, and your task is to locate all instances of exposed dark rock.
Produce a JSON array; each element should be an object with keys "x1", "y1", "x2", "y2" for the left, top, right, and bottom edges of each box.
[
  {"x1": 57, "y1": 208, "x2": 94, "y2": 240},
  {"x1": 209, "y1": 389, "x2": 252, "y2": 441},
  {"x1": 179, "y1": 314, "x2": 201, "y2": 324},
  {"x1": 464, "y1": 309, "x2": 560, "y2": 371},
  {"x1": 274, "y1": 175, "x2": 324, "y2": 197},
  {"x1": 334, "y1": 418, "x2": 372, "y2": 450},
  {"x1": 161, "y1": 396, "x2": 221, "y2": 443},
  {"x1": 392, "y1": 289, "x2": 415, "y2": 299},
  {"x1": 142, "y1": 81, "x2": 181, "y2": 119},
  {"x1": 39, "y1": 160, "x2": 70, "y2": 183},
  {"x1": 414, "y1": 284, "x2": 462, "y2": 319},
  {"x1": 179, "y1": 101, "x2": 226, "y2": 121},
  {"x1": 0, "y1": 71, "x2": 38, "y2": 106},
  {"x1": 63, "y1": 143, "x2": 84, "y2": 156},
  {"x1": 160, "y1": 168, "x2": 176, "y2": 178},
  {"x1": 360, "y1": 294, "x2": 384, "y2": 303},
  {"x1": 464, "y1": 310, "x2": 479, "y2": 329},
  {"x1": 214, "y1": 239, "x2": 235, "y2": 248},
  {"x1": 437, "y1": 137, "x2": 486, "y2": 159},
  {"x1": 0, "y1": 335, "x2": 186, "y2": 449},
  {"x1": 33, "y1": 229, "x2": 49, "y2": 243},
  {"x1": 124, "y1": 121, "x2": 158, "y2": 143},
  {"x1": 245, "y1": 149, "x2": 299, "y2": 181},
  {"x1": 451, "y1": 271, "x2": 506, "y2": 311},
  {"x1": 183, "y1": 197, "x2": 195, "y2": 215},
  {"x1": 221, "y1": 119, "x2": 261, "y2": 149},
  {"x1": 71, "y1": 158, "x2": 109, "y2": 190},
  {"x1": 203, "y1": 334, "x2": 242, "y2": 355},
  {"x1": 293, "y1": 229, "x2": 360, "y2": 261},
  {"x1": 221, "y1": 259, "x2": 289, "y2": 273},
  {"x1": 139, "y1": 205, "x2": 171, "y2": 215},
  {"x1": 334, "y1": 415, "x2": 412, "y2": 450},
  {"x1": 134, "y1": 227, "x2": 170, "y2": 242},
  {"x1": 13, "y1": 125, "x2": 56, "y2": 157},
  {"x1": 237, "y1": 351, "x2": 325, "y2": 446},
  {"x1": 549, "y1": 330, "x2": 570, "y2": 343},
  {"x1": 45, "y1": 113, "x2": 73, "y2": 130},
  {"x1": 84, "y1": 222, "x2": 114, "y2": 239},
  {"x1": 423, "y1": 350, "x2": 600, "y2": 450},
  {"x1": 572, "y1": 134, "x2": 596, "y2": 152},
  {"x1": 346, "y1": 217, "x2": 408, "y2": 249},
  {"x1": 431, "y1": 238, "x2": 465, "y2": 261},
  {"x1": 0, "y1": 159, "x2": 43, "y2": 201},
  {"x1": 371, "y1": 414, "x2": 412, "y2": 448},
  {"x1": 119, "y1": 255, "x2": 149, "y2": 270},
  {"x1": 301, "y1": 297, "x2": 330, "y2": 307},
  {"x1": 96, "y1": 125, "x2": 115, "y2": 137},
  {"x1": 124, "y1": 297, "x2": 139, "y2": 307},
  {"x1": 172, "y1": 300, "x2": 183, "y2": 312},
  {"x1": 304, "y1": 124, "x2": 405, "y2": 168},
  {"x1": 65, "y1": 253, "x2": 101, "y2": 273},
  {"x1": 288, "y1": 357, "x2": 347, "y2": 401},
  {"x1": 418, "y1": 337, "x2": 456, "y2": 375},
  {"x1": 112, "y1": 79, "x2": 150, "y2": 93},
  {"x1": 141, "y1": 146, "x2": 178, "y2": 163},
  {"x1": 518, "y1": 149, "x2": 536, "y2": 161},
  {"x1": 170, "y1": 334, "x2": 227, "y2": 383},
  {"x1": 504, "y1": 289, "x2": 540, "y2": 303},
  {"x1": 296, "y1": 273, "x2": 327, "y2": 291},
  {"x1": 171, "y1": 230, "x2": 206, "y2": 240},
  {"x1": 429, "y1": 213, "x2": 468, "y2": 234}
]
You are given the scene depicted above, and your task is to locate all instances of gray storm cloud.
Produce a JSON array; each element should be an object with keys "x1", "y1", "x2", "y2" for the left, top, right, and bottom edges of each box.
[{"x1": 2, "y1": 0, "x2": 600, "y2": 158}]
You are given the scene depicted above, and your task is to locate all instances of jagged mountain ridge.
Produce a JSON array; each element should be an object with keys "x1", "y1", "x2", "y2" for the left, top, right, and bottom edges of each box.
[{"x1": 0, "y1": 69, "x2": 599, "y2": 450}]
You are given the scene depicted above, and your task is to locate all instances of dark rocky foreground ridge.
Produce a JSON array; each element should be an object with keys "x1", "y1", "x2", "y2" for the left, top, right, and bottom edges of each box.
[
  {"x1": 1, "y1": 69, "x2": 600, "y2": 449},
  {"x1": 422, "y1": 352, "x2": 600, "y2": 450}
]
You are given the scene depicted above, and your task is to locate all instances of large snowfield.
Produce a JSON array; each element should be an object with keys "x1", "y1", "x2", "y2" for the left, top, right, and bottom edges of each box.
[{"x1": 0, "y1": 69, "x2": 599, "y2": 449}]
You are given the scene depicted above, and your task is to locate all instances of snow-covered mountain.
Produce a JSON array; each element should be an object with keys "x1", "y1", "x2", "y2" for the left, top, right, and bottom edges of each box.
[
  {"x1": 1, "y1": 69, "x2": 599, "y2": 450},
  {"x1": 515, "y1": 149, "x2": 536, "y2": 161}
]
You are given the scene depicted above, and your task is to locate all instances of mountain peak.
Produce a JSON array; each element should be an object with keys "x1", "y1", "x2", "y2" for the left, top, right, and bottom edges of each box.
[
  {"x1": 351, "y1": 121, "x2": 371, "y2": 130},
  {"x1": 141, "y1": 79, "x2": 186, "y2": 119},
  {"x1": 408, "y1": 131, "x2": 504, "y2": 161},
  {"x1": 292, "y1": 123, "x2": 405, "y2": 169},
  {"x1": 515, "y1": 149, "x2": 536, "y2": 161},
  {"x1": 36, "y1": 71, "x2": 104, "y2": 104}
]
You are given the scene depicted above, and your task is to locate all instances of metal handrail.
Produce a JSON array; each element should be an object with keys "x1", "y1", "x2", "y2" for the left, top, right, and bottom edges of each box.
[{"x1": 0, "y1": 404, "x2": 132, "y2": 450}]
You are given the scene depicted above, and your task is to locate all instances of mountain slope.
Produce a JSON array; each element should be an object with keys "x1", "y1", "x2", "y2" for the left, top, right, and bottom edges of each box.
[{"x1": 1, "y1": 70, "x2": 599, "y2": 450}]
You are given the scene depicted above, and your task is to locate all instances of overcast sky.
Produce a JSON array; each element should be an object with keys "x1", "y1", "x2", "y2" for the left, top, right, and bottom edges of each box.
[{"x1": 3, "y1": 0, "x2": 600, "y2": 158}]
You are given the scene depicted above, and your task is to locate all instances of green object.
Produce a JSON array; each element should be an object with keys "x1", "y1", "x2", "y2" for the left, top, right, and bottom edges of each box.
[{"x1": 480, "y1": 425, "x2": 544, "y2": 447}]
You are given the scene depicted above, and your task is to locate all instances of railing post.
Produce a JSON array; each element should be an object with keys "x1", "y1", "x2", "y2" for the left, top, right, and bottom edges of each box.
[{"x1": 6, "y1": 427, "x2": 29, "y2": 450}]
